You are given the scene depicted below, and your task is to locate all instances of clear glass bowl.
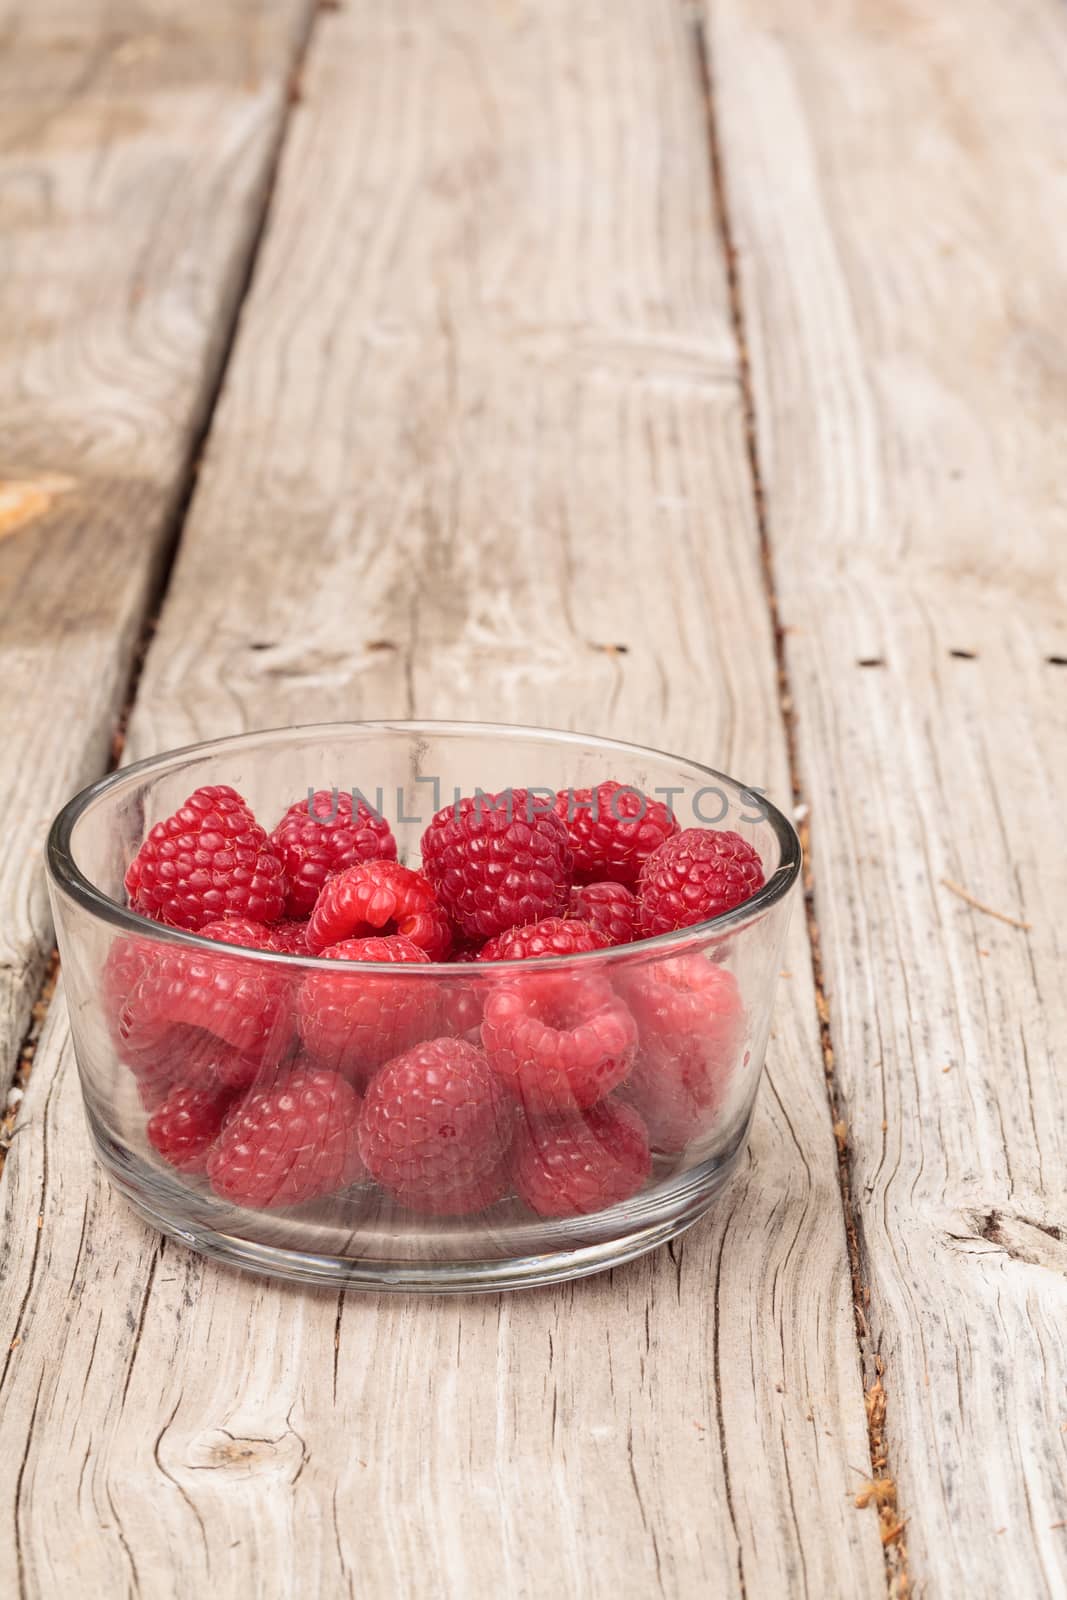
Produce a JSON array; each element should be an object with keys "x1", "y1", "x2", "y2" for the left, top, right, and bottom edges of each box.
[{"x1": 46, "y1": 721, "x2": 801, "y2": 1293}]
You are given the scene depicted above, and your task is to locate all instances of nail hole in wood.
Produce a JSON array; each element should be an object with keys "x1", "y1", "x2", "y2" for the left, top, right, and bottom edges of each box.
[
  {"x1": 1047, "y1": 654, "x2": 1067, "y2": 667},
  {"x1": 949, "y1": 648, "x2": 977, "y2": 660},
  {"x1": 590, "y1": 642, "x2": 630, "y2": 655},
  {"x1": 856, "y1": 657, "x2": 884, "y2": 668},
  {"x1": 249, "y1": 641, "x2": 274, "y2": 651}
]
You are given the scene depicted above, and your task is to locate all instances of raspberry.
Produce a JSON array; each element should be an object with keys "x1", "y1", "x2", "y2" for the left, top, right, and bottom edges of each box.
[
  {"x1": 298, "y1": 936, "x2": 436, "y2": 1084},
  {"x1": 481, "y1": 972, "x2": 637, "y2": 1114},
  {"x1": 265, "y1": 919, "x2": 311, "y2": 956},
  {"x1": 567, "y1": 881, "x2": 639, "y2": 946},
  {"x1": 200, "y1": 916, "x2": 275, "y2": 950},
  {"x1": 200, "y1": 915, "x2": 309, "y2": 957},
  {"x1": 477, "y1": 917, "x2": 610, "y2": 963},
  {"x1": 103, "y1": 935, "x2": 155, "y2": 1064},
  {"x1": 147, "y1": 1081, "x2": 235, "y2": 1173},
  {"x1": 555, "y1": 781, "x2": 679, "y2": 885},
  {"x1": 206, "y1": 1066, "x2": 364, "y2": 1208},
  {"x1": 618, "y1": 957, "x2": 745, "y2": 1150},
  {"x1": 514, "y1": 1099, "x2": 651, "y2": 1218},
  {"x1": 389, "y1": 1152, "x2": 512, "y2": 1216},
  {"x1": 103, "y1": 938, "x2": 265, "y2": 1103},
  {"x1": 439, "y1": 976, "x2": 485, "y2": 1043},
  {"x1": 358, "y1": 1036, "x2": 514, "y2": 1201},
  {"x1": 125, "y1": 785, "x2": 285, "y2": 931},
  {"x1": 118, "y1": 941, "x2": 295, "y2": 1069},
  {"x1": 307, "y1": 861, "x2": 452, "y2": 960},
  {"x1": 637, "y1": 829, "x2": 764, "y2": 935},
  {"x1": 420, "y1": 790, "x2": 573, "y2": 942},
  {"x1": 130, "y1": 1028, "x2": 253, "y2": 1107},
  {"x1": 270, "y1": 790, "x2": 397, "y2": 918}
]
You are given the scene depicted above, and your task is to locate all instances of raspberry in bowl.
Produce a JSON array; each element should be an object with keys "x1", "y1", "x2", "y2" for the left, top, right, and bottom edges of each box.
[{"x1": 46, "y1": 721, "x2": 800, "y2": 1292}]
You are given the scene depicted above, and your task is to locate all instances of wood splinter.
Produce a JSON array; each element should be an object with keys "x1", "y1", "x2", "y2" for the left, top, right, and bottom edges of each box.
[{"x1": 939, "y1": 878, "x2": 1032, "y2": 931}]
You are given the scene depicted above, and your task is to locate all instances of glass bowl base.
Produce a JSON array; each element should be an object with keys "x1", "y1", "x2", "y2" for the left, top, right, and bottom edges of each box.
[{"x1": 88, "y1": 1109, "x2": 750, "y2": 1294}]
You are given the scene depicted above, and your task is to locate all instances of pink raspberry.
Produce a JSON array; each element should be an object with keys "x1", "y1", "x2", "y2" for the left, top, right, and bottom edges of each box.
[
  {"x1": 298, "y1": 935, "x2": 436, "y2": 1084},
  {"x1": 477, "y1": 917, "x2": 610, "y2": 963},
  {"x1": 481, "y1": 972, "x2": 637, "y2": 1114},
  {"x1": 358, "y1": 1036, "x2": 514, "y2": 1201},
  {"x1": 270, "y1": 790, "x2": 397, "y2": 918},
  {"x1": 147, "y1": 1081, "x2": 235, "y2": 1173},
  {"x1": 389, "y1": 1152, "x2": 512, "y2": 1216},
  {"x1": 307, "y1": 860, "x2": 451, "y2": 960},
  {"x1": 514, "y1": 1099, "x2": 651, "y2": 1218},
  {"x1": 124, "y1": 785, "x2": 285, "y2": 930},
  {"x1": 104, "y1": 937, "x2": 282, "y2": 1101},
  {"x1": 420, "y1": 790, "x2": 573, "y2": 942},
  {"x1": 555, "y1": 781, "x2": 679, "y2": 885},
  {"x1": 118, "y1": 941, "x2": 295, "y2": 1070},
  {"x1": 206, "y1": 1066, "x2": 364, "y2": 1209},
  {"x1": 618, "y1": 957, "x2": 746, "y2": 1150},
  {"x1": 638, "y1": 828, "x2": 764, "y2": 934},
  {"x1": 567, "y1": 881, "x2": 639, "y2": 946},
  {"x1": 103, "y1": 934, "x2": 156, "y2": 1065},
  {"x1": 438, "y1": 977, "x2": 485, "y2": 1044}
]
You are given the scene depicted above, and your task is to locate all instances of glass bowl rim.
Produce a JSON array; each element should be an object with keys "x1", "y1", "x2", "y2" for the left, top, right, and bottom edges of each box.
[{"x1": 46, "y1": 718, "x2": 803, "y2": 975}]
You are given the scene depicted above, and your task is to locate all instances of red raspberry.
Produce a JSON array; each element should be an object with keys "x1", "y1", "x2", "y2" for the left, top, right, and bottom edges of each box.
[
  {"x1": 132, "y1": 1031, "x2": 230, "y2": 1106},
  {"x1": 481, "y1": 972, "x2": 637, "y2": 1114},
  {"x1": 200, "y1": 916, "x2": 275, "y2": 950},
  {"x1": 514, "y1": 1099, "x2": 651, "y2": 1218},
  {"x1": 439, "y1": 976, "x2": 485, "y2": 1043},
  {"x1": 567, "y1": 881, "x2": 639, "y2": 946},
  {"x1": 104, "y1": 943, "x2": 273, "y2": 1101},
  {"x1": 637, "y1": 829, "x2": 764, "y2": 935},
  {"x1": 420, "y1": 790, "x2": 573, "y2": 942},
  {"x1": 298, "y1": 936, "x2": 436, "y2": 1084},
  {"x1": 200, "y1": 915, "x2": 310, "y2": 957},
  {"x1": 103, "y1": 934, "x2": 154, "y2": 1057},
  {"x1": 358, "y1": 1036, "x2": 514, "y2": 1201},
  {"x1": 265, "y1": 919, "x2": 311, "y2": 956},
  {"x1": 555, "y1": 781, "x2": 679, "y2": 885},
  {"x1": 477, "y1": 917, "x2": 610, "y2": 963},
  {"x1": 307, "y1": 860, "x2": 452, "y2": 960},
  {"x1": 389, "y1": 1152, "x2": 512, "y2": 1216},
  {"x1": 118, "y1": 942, "x2": 295, "y2": 1068},
  {"x1": 147, "y1": 1081, "x2": 235, "y2": 1173},
  {"x1": 270, "y1": 790, "x2": 397, "y2": 918},
  {"x1": 618, "y1": 957, "x2": 745, "y2": 1150},
  {"x1": 206, "y1": 1066, "x2": 364, "y2": 1209},
  {"x1": 125, "y1": 785, "x2": 285, "y2": 931}
]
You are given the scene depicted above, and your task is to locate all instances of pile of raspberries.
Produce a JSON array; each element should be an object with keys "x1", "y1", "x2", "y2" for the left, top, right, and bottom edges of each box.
[{"x1": 110, "y1": 781, "x2": 763, "y2": 1220}]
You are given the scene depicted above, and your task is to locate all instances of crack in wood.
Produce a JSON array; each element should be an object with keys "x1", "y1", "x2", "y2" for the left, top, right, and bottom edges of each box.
[
  {"x1": 688, "y1": 6, "x2": 910, "y2": 1594},
  {"x1": 0, "y1": 0, "x2": 323, "y2": 1113}
]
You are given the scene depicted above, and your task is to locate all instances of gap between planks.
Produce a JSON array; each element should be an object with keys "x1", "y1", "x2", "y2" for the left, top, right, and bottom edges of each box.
[
  {"x1": 686, "y1": 7, "x2": 909, "y2": 1593},
  {"x1": 0, "y1": 2, "x2": 325, "y2": 1162}
]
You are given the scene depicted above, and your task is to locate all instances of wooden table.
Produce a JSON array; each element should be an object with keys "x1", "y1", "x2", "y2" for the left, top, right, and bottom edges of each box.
[{"x1": 1, "y1": 2, "x2": 1064, "y2": 1595}]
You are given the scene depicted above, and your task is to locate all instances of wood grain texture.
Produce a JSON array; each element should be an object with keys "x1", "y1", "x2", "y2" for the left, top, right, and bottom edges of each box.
[
  {"x1": 0, "y1": 3, "x2": 886, "y2": 1596},
  {"x1": 0, "y1": 0, "x2": 311, "y2": 1090},
  {"x1": 707, "y1": 0, "x2": 1067, "y2": 1591}
]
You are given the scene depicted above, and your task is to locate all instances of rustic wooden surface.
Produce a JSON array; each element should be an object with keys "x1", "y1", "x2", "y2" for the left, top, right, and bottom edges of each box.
[
  {"x1": 0, "y1": 0, "x2": 1064, "y2": 1595},
  {"x1": 709, "y1": 0, "x2": 1067, "y2": 1592},
  {"x1": 0, "y1": 0, "x2": 313, "y2": 1095}
]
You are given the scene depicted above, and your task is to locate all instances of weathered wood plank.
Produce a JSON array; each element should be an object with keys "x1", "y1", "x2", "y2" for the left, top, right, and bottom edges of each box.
[
  {"x1": 0, "y1": 2, "x2": 886, "y2": 1596},
  {"x1": 707, "y1": 0, "x2": 1067, "y2": 1591},
  {"x1": 0, "y1": 0, "x2": 312, "y2": 1091}
]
